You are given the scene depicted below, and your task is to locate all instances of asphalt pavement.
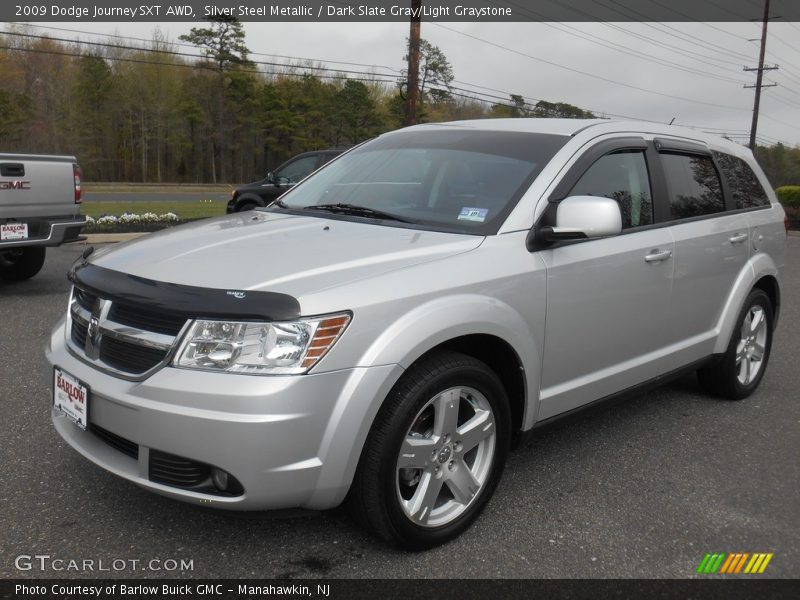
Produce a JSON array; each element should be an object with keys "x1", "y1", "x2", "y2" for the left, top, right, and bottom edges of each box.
[{"x1": 1, "y1": 238, "x2": 798, "y2": 579}]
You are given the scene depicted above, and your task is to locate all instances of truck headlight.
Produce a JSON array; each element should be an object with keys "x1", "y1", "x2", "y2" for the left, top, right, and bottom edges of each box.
[{"x1": 173, "y1": 313, "x2": 350, "y2": 375}]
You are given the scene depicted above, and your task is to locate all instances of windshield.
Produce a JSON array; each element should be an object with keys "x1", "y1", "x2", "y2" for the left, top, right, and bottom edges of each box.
[{"x1": 272, "y1": 128, "x2": 569, "y2": 234}]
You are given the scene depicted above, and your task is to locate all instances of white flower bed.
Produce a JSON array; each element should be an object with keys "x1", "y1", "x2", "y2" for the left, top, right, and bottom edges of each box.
[{"x1": 84, "y1": 212, "x2": 182, "y2": 231}]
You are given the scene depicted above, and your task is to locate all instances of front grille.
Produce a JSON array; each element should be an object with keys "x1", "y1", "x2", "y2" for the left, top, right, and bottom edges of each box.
[
  {"x1": 99, "y1": 337, "x2": 167, "y2": 374},
  {"x1": 71, "y1": 319, "x2": 88, "y2": 348},
  {"x1": 108, "y1": 303, "x2": 186, "y2": 336},
  {"x1": 74, "y1": 288, "x2": 97, "y2": 311},
  {"x1": 90, "y1": 424, "x2": 139, "y2": 460},
  {"x1": 149, "y1": 450, "x2": 211, "y2": 489},
  {"x1": 68, "y1": 285, "x2": 179, "y2": 377}
]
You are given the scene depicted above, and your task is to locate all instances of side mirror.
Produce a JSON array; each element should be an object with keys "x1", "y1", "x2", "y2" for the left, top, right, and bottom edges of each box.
[
  {"x1": 265, "y1": 171, "x2": 274, "y2": 183},
  {"x1": 539, "y1": 195, "x2": 622, "y2": 242}
]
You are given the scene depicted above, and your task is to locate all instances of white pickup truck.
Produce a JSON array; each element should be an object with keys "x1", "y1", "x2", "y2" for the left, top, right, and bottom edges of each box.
[{"x1": 0, "y1": 153, "x2": 86, "y2": 281}]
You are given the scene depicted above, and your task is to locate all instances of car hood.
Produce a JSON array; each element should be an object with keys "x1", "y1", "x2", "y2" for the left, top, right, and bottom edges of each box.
[{"x1": 90, "y1": 211, "x2": 483, "y2": 298}]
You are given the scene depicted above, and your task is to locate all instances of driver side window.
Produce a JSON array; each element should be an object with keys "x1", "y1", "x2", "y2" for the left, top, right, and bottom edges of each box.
[{"x1": 570, "y1": 151, "x2": 654, "y2": 229}]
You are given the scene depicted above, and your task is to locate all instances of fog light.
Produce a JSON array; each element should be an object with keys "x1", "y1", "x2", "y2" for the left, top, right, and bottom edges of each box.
[{"x1": 211, "y1": 468, "x2": 229, "y2": 491}]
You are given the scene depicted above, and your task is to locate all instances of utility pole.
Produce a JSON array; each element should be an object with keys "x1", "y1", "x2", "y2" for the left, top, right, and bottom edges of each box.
[
  {"x1": 745, "y1": 0, "x2": 778, "y2": 150},
  {"x1": 404, "y1": 0, "x2": 422, "y2": 126}
]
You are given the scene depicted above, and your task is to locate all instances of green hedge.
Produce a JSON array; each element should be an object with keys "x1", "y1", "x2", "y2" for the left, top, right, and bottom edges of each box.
[{"x1": 776, "y1": 186, "x2": 800, "y2": 208}]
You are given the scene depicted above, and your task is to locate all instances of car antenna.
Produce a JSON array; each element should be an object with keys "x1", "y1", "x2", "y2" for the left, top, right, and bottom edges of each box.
[{"x1": 668, "y1": 117, "x2": 676, "y2": 125}]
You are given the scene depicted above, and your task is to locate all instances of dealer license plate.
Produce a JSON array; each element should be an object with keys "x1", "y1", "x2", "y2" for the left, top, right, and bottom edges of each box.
[
  {"x1": 53, "y1": 368, "x2": 89, "y2": 430},
  {"x1": 0, "y1": 223, "x2": 28, "y2": 240}
]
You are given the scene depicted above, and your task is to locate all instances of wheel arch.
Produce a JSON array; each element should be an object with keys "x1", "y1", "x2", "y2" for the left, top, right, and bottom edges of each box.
[
  {"x1": 234, "y1": 193, "x2": 265, "y2": 211},
  {"x1": 713, "y1": 254, "x2": 780, "y2": 354},
  {"x1": 309, "y1": 295, "x2": 543, "y2": 509},
  {"x1": 416, "y1": 334, "x2": 527, "y2": 441},
  {"x1": 753, "y1": 274, "x2": 780, "y2": 328}
]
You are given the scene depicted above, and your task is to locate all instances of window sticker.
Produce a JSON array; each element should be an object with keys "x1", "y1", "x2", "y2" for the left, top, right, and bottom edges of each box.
[{"x1": 457, "y1": 207, "x2": 489, "y2": 222}]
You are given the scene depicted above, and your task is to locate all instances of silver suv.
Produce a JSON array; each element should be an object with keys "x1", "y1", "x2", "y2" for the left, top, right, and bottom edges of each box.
[{"x1": 47, "y1": 119, "x2": 786, "y2": 549}]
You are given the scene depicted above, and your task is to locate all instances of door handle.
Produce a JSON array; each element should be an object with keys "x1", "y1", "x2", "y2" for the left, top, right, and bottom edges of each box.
[
  {"x1": 729, "y1": 232, "x2": 749, "y2": 244},
  {"x1": 644, "y1": 249, "x2": 672, "y2": 263}
]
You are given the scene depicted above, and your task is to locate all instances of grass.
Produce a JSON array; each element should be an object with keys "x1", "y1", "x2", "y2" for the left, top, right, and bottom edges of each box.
[
  {"x1": 81, "y1": 200, "x2": 227, "y2": 220},
  {"x1": 83, "y1": 183, "x2": 234, "y2": 194}
]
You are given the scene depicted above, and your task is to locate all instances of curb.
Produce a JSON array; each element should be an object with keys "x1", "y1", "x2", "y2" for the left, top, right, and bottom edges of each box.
[{"x1": 80, "y1": 232, "x2": 150, "y2": 244}]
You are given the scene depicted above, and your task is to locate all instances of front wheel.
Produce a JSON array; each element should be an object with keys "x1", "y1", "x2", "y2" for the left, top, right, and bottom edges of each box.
[
  {"x1": 349, "y1": 351, "x2": 511, "y2": 549},
  {"x1": 0, "y1": 246, "x2": 46, "y2": 281},
  {"x1": 698, "y1": 288, "x2": 774, "y2": 400}
]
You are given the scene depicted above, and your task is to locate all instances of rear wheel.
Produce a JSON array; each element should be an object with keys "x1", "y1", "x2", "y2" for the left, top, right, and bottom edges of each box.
[
  {"x1": 349, "y1": 350, "x2": 510, "y2": 549},
  {"x1": 0, "y1": 247, "x2": 46, "y2": 281},
  {"x1": 698, "y1": 288, "x2": 773, "y2": 400}
]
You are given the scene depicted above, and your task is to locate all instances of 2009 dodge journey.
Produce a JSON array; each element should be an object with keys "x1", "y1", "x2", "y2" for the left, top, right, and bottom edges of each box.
[{"x1": 47, "y1": 119, "x2": 786, "y2": 549}]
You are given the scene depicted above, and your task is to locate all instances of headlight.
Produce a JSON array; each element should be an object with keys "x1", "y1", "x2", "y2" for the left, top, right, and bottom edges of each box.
[{"x1": 173, "y1": 313, "x2": 350, "y2": 375}]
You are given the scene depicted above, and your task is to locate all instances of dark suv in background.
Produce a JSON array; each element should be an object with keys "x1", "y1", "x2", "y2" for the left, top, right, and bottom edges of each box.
[{"x1": 227, "y1": 149, "x2": 343, "y2": 213}]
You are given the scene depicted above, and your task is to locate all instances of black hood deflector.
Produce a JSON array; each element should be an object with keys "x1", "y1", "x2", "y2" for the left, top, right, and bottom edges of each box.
[{"x1": 69, "y1": 261, "x2": 301, "y2": 322}]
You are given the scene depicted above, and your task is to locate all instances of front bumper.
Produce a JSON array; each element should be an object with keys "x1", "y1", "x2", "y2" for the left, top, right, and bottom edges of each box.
[
  {"x1": 0, "y1": 215, "x2": 85, "y2": 249},
  {"x1": 46, "y1": 319, "x2": 402, "y2": 511}
]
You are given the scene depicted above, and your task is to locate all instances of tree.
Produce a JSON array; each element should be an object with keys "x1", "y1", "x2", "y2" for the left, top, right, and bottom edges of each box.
[
  {"x1": 179, "y1": 16, "x2": 252, "y2": 182},
  {"x1": 490, "y1": 94, "x2": 529, "y2": 118},
  {"x1": 532, "y1": 100, "x2": 595, "y2": 119},
  {"x1": 333, "y1": 80, "x2": 380, "y2": 145},
  {"x1": 402, "y1": 38, "x2": 454, "y2": 122}
]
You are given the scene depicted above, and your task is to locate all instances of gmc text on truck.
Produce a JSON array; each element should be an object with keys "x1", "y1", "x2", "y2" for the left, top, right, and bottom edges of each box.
[{"x1": 0, "y1": 153, "x2": 85, "y2": 281}]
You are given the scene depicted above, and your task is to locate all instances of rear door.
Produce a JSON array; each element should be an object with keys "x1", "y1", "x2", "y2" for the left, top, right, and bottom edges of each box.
[
  {"x1": 538, "y1": 138, "x2": 675, "y2": 420},
  {"x1": 656, "y1": 140, "x2": 750, "y2": 361}
]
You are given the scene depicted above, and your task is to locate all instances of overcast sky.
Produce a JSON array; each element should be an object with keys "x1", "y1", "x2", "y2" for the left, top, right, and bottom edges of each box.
[{"x1": 13, "y1": 20, "x2": 800, "y2": 147}]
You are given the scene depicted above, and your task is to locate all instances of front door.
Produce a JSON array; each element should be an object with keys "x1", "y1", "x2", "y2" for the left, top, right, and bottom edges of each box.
[{"x1": 538, "y1": 148, "x2": 674, "y2": 420}]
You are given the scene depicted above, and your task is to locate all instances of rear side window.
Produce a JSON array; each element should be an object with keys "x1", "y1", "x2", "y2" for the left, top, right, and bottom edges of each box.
[
  {"x1": 661, "y1": 153, "x2": 724, "y2": 219},
  {"x1": 713, "y1": 151, "x2": 771, "y2": 210},
  {"x1": 277, "y1": 155, "x2": 319, "y2": 183},
  {"x1": 569, "y1": 150, "x2": 654, "y2": 228}
]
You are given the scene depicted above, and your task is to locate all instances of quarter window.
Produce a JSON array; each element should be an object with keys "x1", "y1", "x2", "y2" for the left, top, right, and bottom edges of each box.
[
  {"x1": 569, "y1": 150, "x2": 654, "y2": 229},
  {"x1": 713, "y1": 151, "x2": 770, "y2": 210},
  {"x1": 661, "y1": 153, "x2": 724, "y2": 219}
]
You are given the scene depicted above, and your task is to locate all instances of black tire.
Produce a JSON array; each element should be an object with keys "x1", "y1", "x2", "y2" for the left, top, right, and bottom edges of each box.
[
  {"x1": 237, "y1": 201, "x2": 259, "y2": 212},
  {"x1": 698, "y1": 288, "x2": 774, "y2": 400},
  {"x1": 348, "y1": 350, "x2": 511, "y2": 550},
  {"x1": 0, "y1": 247, "x2": 46, "y2": 281}
]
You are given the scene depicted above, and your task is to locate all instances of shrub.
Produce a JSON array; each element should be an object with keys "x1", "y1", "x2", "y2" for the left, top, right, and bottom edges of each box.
[{"x1": 776, "y1": 186, "x2": 800, "y2": 208}]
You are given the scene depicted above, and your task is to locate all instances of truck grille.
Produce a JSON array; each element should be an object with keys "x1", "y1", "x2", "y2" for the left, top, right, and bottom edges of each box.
[{"x1": 67, "y1": 285, "x2": 186, "y2": 378}]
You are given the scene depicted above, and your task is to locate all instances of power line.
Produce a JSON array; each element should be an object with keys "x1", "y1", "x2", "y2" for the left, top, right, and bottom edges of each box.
[
  {"x1": 430, "y1": 23, "x2": 751, "y2": 113},
  {"x1": 545, "y1": 0, "x2": 757, "y2": 64},
  {"x1": 8, "y1": 22, "x2": 406, "y2": 74},
  {"x1": 0, "y1": 43, "x2": 400, "y2": 86},
  {"x1": 1, "y1": 30, "x2": 400, "y2": 79}
]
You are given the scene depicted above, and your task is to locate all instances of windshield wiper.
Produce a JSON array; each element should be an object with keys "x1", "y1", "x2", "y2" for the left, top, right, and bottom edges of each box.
[{"x1": 302, "y1": 203, "x2": 413, "y2": 223}]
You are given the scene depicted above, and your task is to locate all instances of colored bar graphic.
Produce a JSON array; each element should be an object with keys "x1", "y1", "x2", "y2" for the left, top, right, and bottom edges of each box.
[
  {"x1": 696, "y1": 554, "x2": 712, "y2": 574},
  {"x1": 758, "y1": 554, "x2": 773, "y2": 573},
  {"x1": 734, "y1": 553, "x2": 749, "y2": 573},
  {"x1": 698, "y1": 552, "x2": 773, "y2": 574},
  {"x1": 719, "y1": 554, "x2": 736, "y2": 573}
]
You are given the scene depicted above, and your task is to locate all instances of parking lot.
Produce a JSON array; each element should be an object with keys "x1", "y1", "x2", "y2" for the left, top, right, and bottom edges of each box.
[{"x1": 2, "y1": 237, "x2": 798, "y2": 579}]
